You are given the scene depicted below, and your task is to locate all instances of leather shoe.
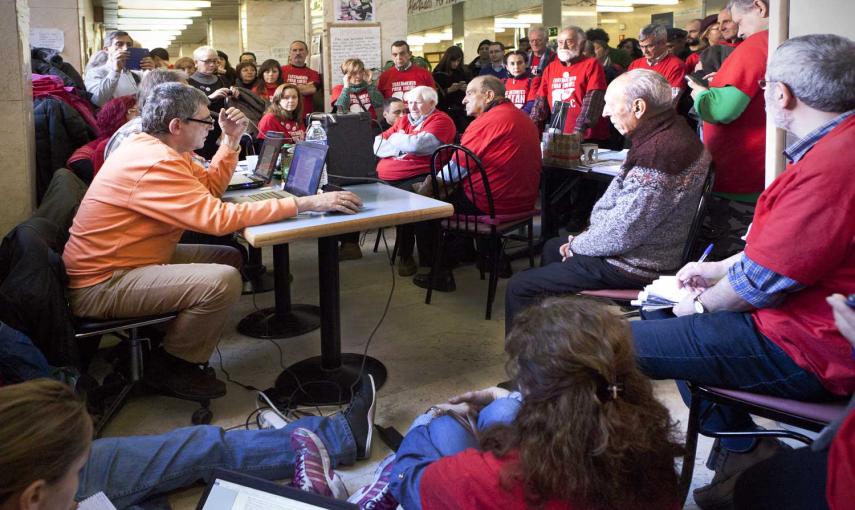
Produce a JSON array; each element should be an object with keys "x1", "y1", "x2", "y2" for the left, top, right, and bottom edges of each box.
[
  {"x1": 398, "y1": 256, "x2": 418, "y2": 277},
  {"x1": 339, "y1": 241, "x2": 363, "y2": 261},
  {"x1": 412, "y1": 271, "x2": 456, "y2": 292},
  {"x1": 144, "y1": 348, "x2": 226, "y2": 401}
]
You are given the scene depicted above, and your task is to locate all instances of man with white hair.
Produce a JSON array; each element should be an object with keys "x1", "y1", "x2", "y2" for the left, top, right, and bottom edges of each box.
[
  {"x1": 84, "y1": 31, "x2": 154, "y2": 107},
  {"x1": 532, "y1": 26, "x2": 608, "y2": 140},
  {"x1": 628, "y1": 23, "x2": 686, "y2": 99},
  {"x1": 374, "y1": 86, "x2": 456, "y2": 276},
  {"x1": 633, "y1": 33, "x2": 855, "y2": 510},
  {"x1": 526, "y1": 26, "x2": 555, "y2": 77},
  {"x1": 506, "y1": 69, "x2": 710, "y2": 331}
]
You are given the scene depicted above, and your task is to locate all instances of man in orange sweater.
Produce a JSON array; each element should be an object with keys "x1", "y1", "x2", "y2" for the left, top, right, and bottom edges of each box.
[{"x1": 63, "y1": 83, "x2": 362, "y2": 400}]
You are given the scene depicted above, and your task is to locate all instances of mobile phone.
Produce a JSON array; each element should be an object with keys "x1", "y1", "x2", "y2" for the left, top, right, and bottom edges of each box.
[
  {"x1": 847, "y1": 293, "x2": 855, "y2": 309},
  {"x1": 685, "y1": 74, "x2": 703, "y2": 86},
  {"x1": 126, "y1": 47, "x2": 149, "y2": 71}
]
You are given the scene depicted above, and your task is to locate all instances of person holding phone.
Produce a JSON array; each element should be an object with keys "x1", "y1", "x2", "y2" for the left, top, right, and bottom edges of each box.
[
  {"x1": 432, "y1": 45, "x2": 471, "y2": 132},
  {"x1": 84, "y1": 31, "x2": 154, "y2": 107}
]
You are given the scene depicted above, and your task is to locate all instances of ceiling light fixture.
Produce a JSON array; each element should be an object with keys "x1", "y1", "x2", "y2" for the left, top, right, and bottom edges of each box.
[
  {"x1": 596, "y1": 5, "x2": 634, "y2": 12},
  {"x1": 118, "y1": 9, "x2": 203, "y2": 18},
  {"x1": 118, "y1": 0, "x2": 211, "y2": 9}
]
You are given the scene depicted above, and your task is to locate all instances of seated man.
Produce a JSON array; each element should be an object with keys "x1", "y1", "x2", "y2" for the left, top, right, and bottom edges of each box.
[
  {"x1": 505, "y1": 69, "x2": 710, "y2": 331},
  {"x1": 84, "y1": 31, "x2": 153, "y2": 107},
  {"x1": 63, "y1": 83, "x2": 362, "y2": 401},
  {"x1": 412, "y1": 76, "x2": 541, "y2": 291},
  {"x1": 374, "y1": 86, "x2": 457, "y2": 276},
  {"x1": 631, "y1": 34, "x2": 855, "y2": 510},
  {"x1": 379, "y1": 97, "x2": 406, "y2": 131}
]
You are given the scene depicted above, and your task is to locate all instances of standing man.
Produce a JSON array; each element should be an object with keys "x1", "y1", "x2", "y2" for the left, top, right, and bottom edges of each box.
[
  {"x1": 378, "y1": 41, "x2": 435, "y2": 99},
  {"x1": 186, "y1": 46, "x2": 237, "y2": 160},
  {"x1": 628, "y1": 24, "x2": 686, "y2": 100},
  {"x1": 84, "y1": 31, "x2": 154, "y2": 107},
  {"x1": 685, "y1": 18, "x2": 705, "y2": 53},
  {"x1": 281, "y1": 41, "x2": 322, "y2": 115},
  {"x1": 479, "y1": 42, "x2": 509, "y2": 79},
  {"x1": 526, "y1": 26, "x2": 555, "y2": 77},
  {"x1": 687, "y1": 0, "x2": 769, "y2": 258},
  {"x1": 585, "y1": 28, "x2": 631, "y2": 70},
  {"x1": 719, "y1": 7, "x2": 741, "y2": 45},
  {"x1": 532, "y1": 26, "x2": 607, "y2": 140}
]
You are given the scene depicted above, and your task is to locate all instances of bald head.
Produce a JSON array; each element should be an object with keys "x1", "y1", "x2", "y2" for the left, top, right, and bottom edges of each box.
[{"x1": 463, "y1": 76, "x2": 506, "y2": 117}]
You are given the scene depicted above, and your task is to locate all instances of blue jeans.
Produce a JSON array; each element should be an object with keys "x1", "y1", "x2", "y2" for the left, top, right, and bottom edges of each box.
[
  {"x1": 390, "y1": 396, "x2": 522, "y2": 510},
  {"x1": 76, "y1": 414, "x2": 357, "y2": 509},
  {"x1": 0, "y1": 321, "x2": 53, "y2": 383},
  {"x1": 631, "y1": 311, "x2": 834, "y2": 451}
]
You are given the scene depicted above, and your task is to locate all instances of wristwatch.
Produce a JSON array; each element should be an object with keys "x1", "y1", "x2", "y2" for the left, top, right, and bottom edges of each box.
[{"x1": 693, "y1": 295, "x2": 708, "y2": 314}]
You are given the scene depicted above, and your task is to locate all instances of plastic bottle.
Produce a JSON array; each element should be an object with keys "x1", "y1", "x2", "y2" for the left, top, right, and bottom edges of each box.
[{"x1": 305, "y1": 121, "x2": 329, "y2": 186}]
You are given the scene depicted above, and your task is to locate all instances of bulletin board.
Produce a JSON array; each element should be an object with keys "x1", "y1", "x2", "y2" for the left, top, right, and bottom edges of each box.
[{"x1": 327, "y1": 23, "x2": 382, "y2": 81}]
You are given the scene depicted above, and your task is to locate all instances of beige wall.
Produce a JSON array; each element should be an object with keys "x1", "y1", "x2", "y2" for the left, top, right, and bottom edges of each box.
[
  {"x1": 29, "y1": 0, "x2": 84, "y2": 69},
  {"x1": 1, "y1": 0, "x2": 36, "y2": 235},
  {"x1": 209, "y1": 18, "x2": 241, "y2": 65},
  {"x1": 241, "y1": 0, "x2": 305, "y2": 64}
]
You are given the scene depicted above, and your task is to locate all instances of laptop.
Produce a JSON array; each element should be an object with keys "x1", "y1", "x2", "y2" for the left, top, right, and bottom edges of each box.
[
  {"x1": 223, "y1": 142, "x2": 328, "y2": 204},
  {"x1": 227, "y1": 136, "x2": 286, "y2": 191},
  {"x1": 196, "y1": 469, "x2": 357, "y2": 510}
]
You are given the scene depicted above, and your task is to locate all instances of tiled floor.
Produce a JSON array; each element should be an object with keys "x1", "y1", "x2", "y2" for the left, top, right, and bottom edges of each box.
[{"x1": 103, "y1": 232, "x2": 715, "y2": 509}]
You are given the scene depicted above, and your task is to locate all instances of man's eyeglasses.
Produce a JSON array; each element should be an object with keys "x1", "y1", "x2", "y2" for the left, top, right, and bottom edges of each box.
[{"x1": 184, "y1": 117, "x2": 216, "y2": 127}]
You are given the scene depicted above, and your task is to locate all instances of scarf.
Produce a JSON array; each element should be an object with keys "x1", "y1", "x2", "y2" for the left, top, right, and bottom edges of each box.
[
  {"x1": 408, "y1": 108, "x2": 436, "y2": 128},
  {"x1": 624, "y1": 108, "x2": 705, "y2": 175}
]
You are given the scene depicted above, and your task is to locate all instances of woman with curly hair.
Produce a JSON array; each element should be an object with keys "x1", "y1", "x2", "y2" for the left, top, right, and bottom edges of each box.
[
  {"x1": 235, "y1": 61, "x2": 259, "y2": 89},
  {"x1": 288, "y1": 297, "x2": 685, "y2": 509},
  {"x1": 257, "y1": 83, "x2": 305, "y2": 143},
  {"x1": 66, "y1": 95, "x2": 138, "y2": 182},
  {"x1": 254, "y1": 58, "x2": 284, "y2": 101}
]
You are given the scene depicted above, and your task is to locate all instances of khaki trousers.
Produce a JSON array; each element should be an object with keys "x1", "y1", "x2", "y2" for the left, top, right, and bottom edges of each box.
[{"x1": 68, "y1": 245, "x2": 243, "y2": 363}]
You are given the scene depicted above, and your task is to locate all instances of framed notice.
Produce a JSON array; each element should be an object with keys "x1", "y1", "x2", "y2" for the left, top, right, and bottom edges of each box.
[{"x1": 328, "y1": 24, "x2": 382, "y2": 81}]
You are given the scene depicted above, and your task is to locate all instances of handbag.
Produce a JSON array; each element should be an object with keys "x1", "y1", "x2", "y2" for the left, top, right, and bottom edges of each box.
[{"x1": 541, "y1": 130, "x2": 582, "y2": 169}]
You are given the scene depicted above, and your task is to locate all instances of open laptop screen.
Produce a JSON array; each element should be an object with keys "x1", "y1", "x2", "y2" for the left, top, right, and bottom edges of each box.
[
  {"x1": 284, "y1": 142, "x2": 328, "y2": 197},
  {"x1": 197, "y1": 470, "x2": 356, "y2": 510},
  {"x1": 254, "y1": 136, "x2": 285, "y2": 181}
]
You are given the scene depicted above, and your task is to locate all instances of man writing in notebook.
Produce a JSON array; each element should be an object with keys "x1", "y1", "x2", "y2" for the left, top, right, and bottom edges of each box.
[
  {"x1": 64, "y1": 83, "x2": 361, "y2": 401},
  {"x1": 631, "y1": 34, "x2": 855, "y2": 510}
]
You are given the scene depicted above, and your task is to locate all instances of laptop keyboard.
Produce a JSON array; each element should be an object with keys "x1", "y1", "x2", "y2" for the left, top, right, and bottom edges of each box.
[{"x1": 247, "y1": 190, "x2": 290, "y2": 201}]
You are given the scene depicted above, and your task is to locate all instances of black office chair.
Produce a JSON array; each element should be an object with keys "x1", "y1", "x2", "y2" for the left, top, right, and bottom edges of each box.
[{"x1": 424, "y1": 144, "x2": 539, "y2": 320}]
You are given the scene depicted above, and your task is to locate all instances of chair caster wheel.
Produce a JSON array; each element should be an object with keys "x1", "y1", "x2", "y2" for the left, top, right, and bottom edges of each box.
[{"x1": 192, "y1": 407, "x2": 213, "y2": 425}]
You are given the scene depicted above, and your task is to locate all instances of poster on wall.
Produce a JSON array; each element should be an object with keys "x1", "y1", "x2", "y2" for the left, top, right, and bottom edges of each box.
[
  {"x1": 329, "y1": 24, "x2": 381, "y2": 81},
  {"x1": 337, "y1": 0, "x2": 374, "y2": 21},
  {"x1": 30, "y1": 28, "x2": 65, "y2": 52}
]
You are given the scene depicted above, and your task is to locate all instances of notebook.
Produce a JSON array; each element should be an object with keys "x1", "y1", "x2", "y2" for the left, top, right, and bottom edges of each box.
[
  {"x1": 222, "y1": 142, "x2": 328, "y2": 204},
  {"x1": 631, "y1": 276, "x2": 692, "y2": 311},
  {"x1": 227, "y1": 136, "x2": 287, "y2": 191},
  {"x1": 196, "y1": 469, "x2": 357, "y2": 510}
]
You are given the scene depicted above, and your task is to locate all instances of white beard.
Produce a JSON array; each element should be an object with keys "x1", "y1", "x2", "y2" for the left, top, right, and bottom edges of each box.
[{"x1": 558, "y1": 49, "x2": 579, "y2": 62}]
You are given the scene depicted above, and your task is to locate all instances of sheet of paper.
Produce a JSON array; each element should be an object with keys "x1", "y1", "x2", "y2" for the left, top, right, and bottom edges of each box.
[
  {"x1": 77, "y1": 492, "x2": 117, "y2": 510},
  {"x1": 30, "y1": 28, "x2": 65, "y2": 52}
]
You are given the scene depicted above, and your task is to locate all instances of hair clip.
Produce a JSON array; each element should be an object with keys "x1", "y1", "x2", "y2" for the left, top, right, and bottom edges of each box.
[{"x1": 606, "y1": 383, "x2": 625, "y2": 401}]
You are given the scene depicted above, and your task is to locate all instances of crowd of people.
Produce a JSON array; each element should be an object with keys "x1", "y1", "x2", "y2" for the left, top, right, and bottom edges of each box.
[{"x1": 1, "y1": 0, "x2": 854, "y2": 509}]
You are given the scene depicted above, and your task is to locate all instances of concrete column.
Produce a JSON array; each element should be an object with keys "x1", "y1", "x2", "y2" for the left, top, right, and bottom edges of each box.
[
  {"x1": 451, "y1": 3, "x2": 464, "y2": 47},
  {"x1": 241, "y1": 0, "x2": 305, "y2": 64},
  {"x1": 461, "y1": 15, "x2": 493, "y2": 62},
  {"x1": 29, "y1": 0, "x2": 84, "y2": 69},
  {"x1": 542, "y1": 0, "x2": 562, "y2": 33},
  {"x1": 1, "y1": 0, "x2": 36, "y2": 234},
  {"x1": 208, "y1": 18, "x2": 241, "y2": 64}
]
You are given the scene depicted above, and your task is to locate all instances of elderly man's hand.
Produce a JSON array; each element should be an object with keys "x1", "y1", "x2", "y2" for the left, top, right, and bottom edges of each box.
[
  {"x1": 673, "y1": 290, "x2": 703, "y2": 316},
  {"x1": 676, "y1": 260, "x2": 726, "y2": 292},
  {"x1": 218, "y1": 107, "x2": 247, "y2": 139},
  {"x1": 827, "y1": 294, "x2": 855, "y2": 346},
  {"x1": 296, "y1": 191, "x2": 362, "y2": 214},
  {"x1": 139, "y1": 57, "x2": 155, "y2": 71}
]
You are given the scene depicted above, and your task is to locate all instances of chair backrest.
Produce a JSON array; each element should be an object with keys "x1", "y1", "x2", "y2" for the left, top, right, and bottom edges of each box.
[
  {"x1": 680, "y1": 164, "x2": 716, "y2": 265},
  {"x1": 429, "y1": 144, "x2": 494, "y2": 231}
]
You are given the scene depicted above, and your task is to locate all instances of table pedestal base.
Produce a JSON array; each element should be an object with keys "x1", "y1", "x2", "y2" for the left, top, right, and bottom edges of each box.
[
  {"x1": 273, "y1": 353, "x2": 387, "y2": 406},
  {"x1": 237, "y1": 304, "x2": 321, "y2": 339}
]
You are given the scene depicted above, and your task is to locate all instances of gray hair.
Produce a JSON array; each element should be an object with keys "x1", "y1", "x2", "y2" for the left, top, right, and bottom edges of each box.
[
  {"x1": 405, "y1": 85, "x2": 438, "y2": 105},
  {"x1": 618, "y1": 69, "x2": 673, "y2": 112},
  {"x1": 727, "y1": 0, "x2": 768, "y2": 11},
  {"x1": 561, "y1": 26, "x2": 587, "y2": 44},
  {"x1": 193, "y1": 45, "x2": 217, "y2": 61},
  {"x1": 104, "y1": 30, "x2": 132, "y2": 48},
  {"x1": 476, "y1": 75, "x2": 506, "y2": 98},
  {"x1": 141, "y1": 83, "x2": 210, "y2": 135},
  {"x1": 639, "y1": 24, "x2": 668, "y2": 43},
  {"x1": 137, "y1": 69, "x2": 188, "y2": 109},
  {"x1": 528, "y1": 26, "x2": 547, "y2": 39},
  {"x1": 768, "y1": 34, "x2": 855, "y2": 113}
]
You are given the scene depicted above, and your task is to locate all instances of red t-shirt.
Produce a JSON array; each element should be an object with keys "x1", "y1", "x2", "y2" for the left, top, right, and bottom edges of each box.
[
  {"x1": 256, "y1": 113, "x2": 305, "y2": 143},
  {"x1": 255, "y1": 82, "x2": 279, "y2": 101},
  {"x1": 702, "y1": 30, "x2": 768, "y2": 194},
  {"x1": 827, "y1": 408, "x2": 855, "y2": 510},
  {"x1": 377, "y1": 65, "x2": 435, "y2": 99},
  {"x1": 376, "y1": 110, "x2": 456, "y2": 181},
  {"x1": 684, "y1": 52, "x2": 701, "y2": 75},
  {"x1": 280, "y1": 64, "x2": 321, "y2": 114},
  {"x1": 628, "y1": 54, "x2": 687, "y2": 90},
  {"x1": 460, "y1": 101, "x2": 540, "y2": 216},
  {"x1": 537, "y1": 56, "x2": 607, "y2": 139},
  {"x1": 329, "y1": 84, "x2": 378, "y2": 120},
  {"x1": 746, "y1": 114, "x2": 855, "y2": 396},
  {"x1": 503, "y1": 75, "x2": 540, "y2": 110},
  {"x1": 420, "y1": 449, "x2": 680, "y2": 510}
]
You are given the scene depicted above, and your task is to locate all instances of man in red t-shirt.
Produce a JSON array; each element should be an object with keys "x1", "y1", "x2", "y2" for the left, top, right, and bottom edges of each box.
[
  {"x1": 531, "y1": 26, "x2": 607, "y2": 140},
  {"x1": 412, "y1": 75, "x2": 541, "y2": 291},
  {"x1": 280, "y1": 41, "x2": 321, "y2": 115},
  {"x1": 377, "y1": 41, "x2": 435, "y2": 99},
  {"x1": 628, "y1": 23, "x2": 686, "y2": 101},
  {"x1": 632, "y1": 30, "x2": 855, "y2": 510}
]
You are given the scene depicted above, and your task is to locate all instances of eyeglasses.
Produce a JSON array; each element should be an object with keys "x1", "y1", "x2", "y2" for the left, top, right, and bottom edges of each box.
[{"x1": 184, "y1": 117, "x2": 216, "y2": 127}]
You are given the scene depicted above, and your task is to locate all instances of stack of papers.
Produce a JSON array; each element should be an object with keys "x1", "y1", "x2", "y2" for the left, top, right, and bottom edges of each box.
[{"x1": 631, "y1": 276, "x2": 691, "y2": 311}]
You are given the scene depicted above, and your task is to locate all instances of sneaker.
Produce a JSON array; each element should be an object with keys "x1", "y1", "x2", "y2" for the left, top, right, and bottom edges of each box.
[
  {"x1": 693, "y1": 438, "x2": 788, "y2": 510},
  {"x1": 143, "y1": 348, "x2": 226, "y2": 401},
  {"x1": 412, "y1": 270, "x2": 456, "y2": 292},
  {"x1": 289, "y1": 428, "x2": 348, "y2": 499},
  {"x1": 343, "y1": 375, "x2": 376, "y2": 460},
  {"x1": 339, "y1": 242, "x2": 363, "y2": 261},
  {"x1": 397, "y1": 256, "x2": 418, "y2": 277},
  {"x1": 347, "y1": 454, "x2": 398, "y2": 510}
]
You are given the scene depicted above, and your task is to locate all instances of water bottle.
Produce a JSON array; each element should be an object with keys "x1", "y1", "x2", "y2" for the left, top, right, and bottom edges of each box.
[{"x1": 305, "y1": 120, "x2": 328, "y2": 186}]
